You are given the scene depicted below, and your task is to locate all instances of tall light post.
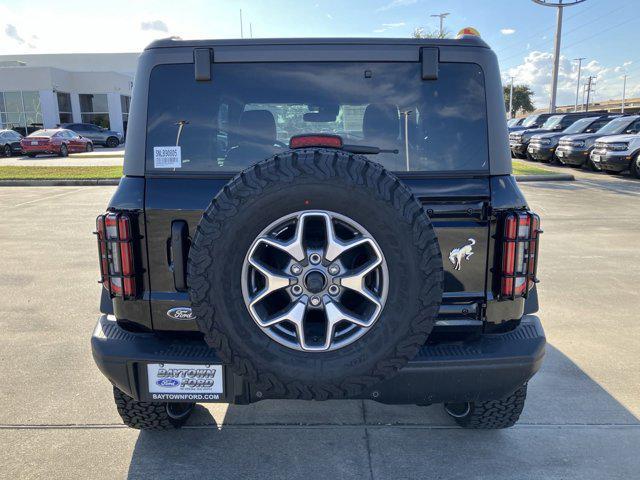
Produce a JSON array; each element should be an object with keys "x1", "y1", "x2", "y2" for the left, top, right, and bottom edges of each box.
[
  {"x1": 531, "y1": 1, "x2": 586, "y2": 113},
  {"x1": 573, "y1": 57, "x2": 585, "y2": 112},
  {"x1": 621, "y1": 74, "x2": 627, "y2": 113},
  {"x1": 430, "y1": 12, "x2": 450, "y2": 37},
  {"x1": 508, "y1": 76, "x2": 515, "y2": 118}
]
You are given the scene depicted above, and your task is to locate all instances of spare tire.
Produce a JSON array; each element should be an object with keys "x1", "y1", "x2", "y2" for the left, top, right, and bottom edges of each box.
[{"x1": 188, "y1": 149, "x2": 443, "y2": 400}]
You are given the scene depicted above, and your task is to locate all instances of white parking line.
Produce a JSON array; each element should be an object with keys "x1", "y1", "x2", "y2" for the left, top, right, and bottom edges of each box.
[{"x1": 6, "y1": 188, "x2": 87, "y2": 208}]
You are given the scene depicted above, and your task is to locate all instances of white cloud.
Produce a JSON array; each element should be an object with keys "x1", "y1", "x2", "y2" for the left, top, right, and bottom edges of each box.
[
  {"x1": 326, "y1": 13, "x2": 333, "y2": 19},
  {"x1": 140, "y1": 20, "x2": 168, "y2": 32},
  {"x1": 376, "y1": 0, "x2": 417, "y2": 12},
  {"x1": 505, "y1": 51, "x2": 637, "y2": 108},
  {"x1": 500, "y1": 28, "x2": 516, "y2": 35},
  {"x1": 374, "y1": 21, "x2": 406, "y2": 33},
  {"x1": 5, "y1": 24, "x2": 35, "y2": 48}
]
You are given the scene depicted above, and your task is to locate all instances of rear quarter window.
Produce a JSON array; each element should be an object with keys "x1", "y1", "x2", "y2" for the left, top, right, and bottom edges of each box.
[{"x1": 145, "y1": 61, "x2": 489, "y2": 174}]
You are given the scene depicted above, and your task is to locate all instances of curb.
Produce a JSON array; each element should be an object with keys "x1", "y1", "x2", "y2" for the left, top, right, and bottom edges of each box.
[
  {"x1": 0, "y1": 179, "x2": 120, "y2": 187},
  {"x1": 515, "y1": 173, "x2": 575, "y2": 182}
]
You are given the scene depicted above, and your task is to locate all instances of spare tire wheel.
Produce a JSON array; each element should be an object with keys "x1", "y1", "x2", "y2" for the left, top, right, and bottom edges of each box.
[{"x1": 188, "y1": 149, "x2": 443, "y2": 400}]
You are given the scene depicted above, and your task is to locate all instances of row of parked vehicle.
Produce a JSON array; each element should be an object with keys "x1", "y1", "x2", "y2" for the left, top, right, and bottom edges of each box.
[
  {"x1": 0, "y1": 123, "x2": 123, "y2": 158},
  {"x1": 508, "y1": 112, "x2": 640, "y2": 178}
]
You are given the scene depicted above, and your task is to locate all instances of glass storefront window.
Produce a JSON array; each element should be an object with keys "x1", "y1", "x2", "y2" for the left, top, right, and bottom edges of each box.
[
  {"x1": 0, "y1": 91, "x2": 42, "y2": 135},
  {"x1": 120, "y1": 95, "x2": 130, "y2": 134},
  {"x1": 79, "y1": 93, "x2": 110, "y2": 128},
  {"x1": 57, "y1": 92, "x2": 73, "y2": 124}
]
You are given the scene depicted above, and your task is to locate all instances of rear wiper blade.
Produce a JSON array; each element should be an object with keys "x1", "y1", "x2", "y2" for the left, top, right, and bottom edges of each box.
[{"x1": 341, "y1": 144, "x2": 399, "y2": 155}]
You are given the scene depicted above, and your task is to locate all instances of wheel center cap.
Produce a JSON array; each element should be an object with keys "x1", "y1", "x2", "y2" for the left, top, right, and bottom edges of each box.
[{"x1": 304, "y1": 270, "x2": 327, "y2": 293}]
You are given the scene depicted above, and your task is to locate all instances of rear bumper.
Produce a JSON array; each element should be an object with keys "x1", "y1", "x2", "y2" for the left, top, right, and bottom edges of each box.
[
  {"x1": 20, "y1": 145, "x2": 58, "y2": 154},
  {"x1": 92, "y1": 314, "x2": 546, "y2": 405}
]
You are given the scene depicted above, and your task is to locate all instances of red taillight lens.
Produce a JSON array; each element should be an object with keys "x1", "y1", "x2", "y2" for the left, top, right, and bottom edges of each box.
[
  {"x1": 500, "y1": 211, "x2": 541, "y2": 299},
  {"x1": 289, "y1": 134, "x2": 343, "y2": 149},
  {"x1": 96, "y1": 213, "x2": 136, "y2": 298}
]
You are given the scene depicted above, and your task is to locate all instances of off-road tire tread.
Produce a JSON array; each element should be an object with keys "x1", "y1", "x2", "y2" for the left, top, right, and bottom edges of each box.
[
  {"x1": 188, "y1": 149, "x2": 442, "y2": 400},
  {"x1": 113, "y1": 386, "x2": 182, "y2": 430},
  {"x1": 450, "y1": 384, "x2": 527, "y2": 429}
]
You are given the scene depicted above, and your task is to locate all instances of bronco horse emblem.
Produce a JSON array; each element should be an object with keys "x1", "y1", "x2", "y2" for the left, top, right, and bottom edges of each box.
[{"x1": 448, "y1": 239, "x2": 476, "y2": 271}]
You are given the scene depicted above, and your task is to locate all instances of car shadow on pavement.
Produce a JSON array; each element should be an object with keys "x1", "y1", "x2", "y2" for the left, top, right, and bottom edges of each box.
[{"x1": 124, "y1": 344, "x2": 639, "y2": 480}]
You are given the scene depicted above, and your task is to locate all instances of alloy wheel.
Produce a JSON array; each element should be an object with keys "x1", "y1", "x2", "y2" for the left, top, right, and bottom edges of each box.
[{"x1": 241, "y1": 210, "x2": 388, "y2": 352}]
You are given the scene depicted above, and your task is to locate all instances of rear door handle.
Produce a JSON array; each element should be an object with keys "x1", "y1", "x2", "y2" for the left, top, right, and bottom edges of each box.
[{"x1": 170, "y1": 221, "x2": 190, "y2": 291}]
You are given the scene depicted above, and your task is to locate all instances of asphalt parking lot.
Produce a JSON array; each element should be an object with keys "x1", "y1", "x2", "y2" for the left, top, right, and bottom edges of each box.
[{"x1": 1, "y1": 172, "x2": 639, "y2": 479}]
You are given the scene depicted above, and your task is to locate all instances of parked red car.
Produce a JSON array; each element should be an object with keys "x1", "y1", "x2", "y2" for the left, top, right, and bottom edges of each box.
[{"x1": 20, "y1": 129, "x2": 93, "y2": 157}]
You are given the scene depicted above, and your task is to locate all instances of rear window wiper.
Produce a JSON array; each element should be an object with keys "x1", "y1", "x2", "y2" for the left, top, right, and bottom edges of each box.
[{"x1": 341, "y1": 144, "x2": 399, "y2": 155}]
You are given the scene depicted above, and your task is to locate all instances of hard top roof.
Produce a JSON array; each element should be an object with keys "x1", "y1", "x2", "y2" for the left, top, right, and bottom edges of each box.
[{"x1": 145, "y1": 36, "x2": 489, "y2": 50}]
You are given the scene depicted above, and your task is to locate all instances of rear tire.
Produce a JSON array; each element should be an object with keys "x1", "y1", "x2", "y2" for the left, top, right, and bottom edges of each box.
[
  {"x1": 59, "y1": 144, "x2": 68, "y2": 157},
  {"x1": 105, "y1": 136, "x2": 119, "y2": 148},
  {"x1": 444, "y1": 384, "x2": 527, "y2": 429},
  {"x1": 113, "y1": 386, "x2": 195, "y2": 430},
  {"x1": 630, "y1": 154, "x2": 640, "y2": 179},
  {"x1": 3, "y1": 144, "x2": 11, "y2": 157},
  {"x1": 86, "y1": 143, "x2": 93, "y2": 152},
  {"x1": 525, "y1": 151, "x2": 534, "y2": 161}
]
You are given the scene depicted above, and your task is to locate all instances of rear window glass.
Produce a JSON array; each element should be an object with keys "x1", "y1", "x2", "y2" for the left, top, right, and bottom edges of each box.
[{"x1": 145, "y1": 62, "x2": 488, "y2": 173}]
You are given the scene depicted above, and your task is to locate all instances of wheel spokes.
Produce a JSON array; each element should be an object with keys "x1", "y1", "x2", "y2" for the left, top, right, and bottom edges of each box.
[{"x1": 247, "y1": 257, "x2": 293, "y2": 310}]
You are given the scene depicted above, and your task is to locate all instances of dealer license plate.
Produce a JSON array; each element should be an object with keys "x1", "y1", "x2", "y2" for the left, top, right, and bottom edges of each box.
[
  {"x1": 31, "y1": 141, "x2": 38, "y2": 145},
  {"x1": 147, "y1": 363, "x2": 224, "y2": 401}
]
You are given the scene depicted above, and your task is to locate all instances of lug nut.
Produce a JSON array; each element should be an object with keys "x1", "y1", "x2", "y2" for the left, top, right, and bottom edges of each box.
[
  {"x1": 328, "y1": 285, "x2": 340, "y2": 296},
  {"x1": 328, "y1": 264, "x2": 340, "y2": 275},
  {"x1": 291, "y1": 285, "x2": 303, "y2": 296},
  {"x1": 310, "y1": 296, "x2": 321, "y2": 306},
  {"x1": 309, "y1": 253, "x2": 321, "y2": 265},
  {"x1": 290, "y1": 264, "x2": 303, "y2": 275}
]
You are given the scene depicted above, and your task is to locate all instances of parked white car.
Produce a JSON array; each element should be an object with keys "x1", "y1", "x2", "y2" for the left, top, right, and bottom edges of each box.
[{"x1": 590, "y1": 133, "x2": 640, "y2": 178}]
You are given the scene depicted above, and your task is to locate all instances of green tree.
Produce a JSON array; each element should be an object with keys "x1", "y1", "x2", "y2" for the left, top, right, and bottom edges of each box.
[
  {"x1": 504, "y1": 84, "x2": 535, "y2": 117},
  {"x1": 412, "y1": 27, "x2": 450, "y2": 39}
]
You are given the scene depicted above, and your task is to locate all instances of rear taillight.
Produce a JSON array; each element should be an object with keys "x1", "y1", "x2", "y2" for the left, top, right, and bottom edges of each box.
[
  {"x1": 96, "y1": 212, "x2": 136, "y2": 299},
  {"x1": 500, "y1": 211, "x2": 541, "y2": 299},
  {"x1": 289, "y1": 134, "x2": 343, "y2": 149}
]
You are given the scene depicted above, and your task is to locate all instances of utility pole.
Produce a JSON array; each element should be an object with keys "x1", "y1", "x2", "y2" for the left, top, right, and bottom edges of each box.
[
  {"x1": 508, "y1": 77, "x2": 515, "y2": 118},
  {"x1": 573, "y1": 57, "x2": 585, "y2": 112},
  {"x1": 240, "y1": 9, "x2": 244, "y2": 38},
  {"x1": 430, "y1": 12, "x2": 450, "y2": 37},
  {"x1": 581, "y1": 82, "x2": 587, "y2": 112},
  {"x1": 250, "y1": 23, "x2": 253, "y2": 38},
  {"x1": 585, "y1": 76, "x2": 595, "y2": 112},
  {"x1": 621, "y1": 74, "x2": 627, "y2": 113},
  {"x1": 531, "y1": 1, "x2": 587, "y2": 113}
]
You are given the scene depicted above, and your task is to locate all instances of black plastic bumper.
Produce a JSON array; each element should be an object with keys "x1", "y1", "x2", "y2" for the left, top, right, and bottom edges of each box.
[
  {"x1": 92, "y1": 314, "x2": 545, "y2": 405},
  {"x1": 527, "y1": 146, "x2": 554, "y2": 161},
  {"x1": 598, "y1": 153, "x2": 632, "y2": 172},
  {"x1": 556, "y1": 148, "x2": 589, "y2": 166}
]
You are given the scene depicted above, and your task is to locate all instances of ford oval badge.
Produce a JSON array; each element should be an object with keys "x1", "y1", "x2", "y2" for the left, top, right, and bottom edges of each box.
[
  {"x1": 167, "y1": 307, "x2": 195, "y2": 320},
  {"x1": 156, "y1": 378, "x2": 180, "y2": 387}
]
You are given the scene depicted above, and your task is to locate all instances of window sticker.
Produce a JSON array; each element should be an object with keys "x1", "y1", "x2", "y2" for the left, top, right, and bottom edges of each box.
[{"x1": 154, "y1": 146, "x2": 181, "y2": 168}]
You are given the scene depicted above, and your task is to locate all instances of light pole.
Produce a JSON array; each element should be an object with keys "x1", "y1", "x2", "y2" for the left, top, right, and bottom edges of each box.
[
  {"x1": 508, "y1": 76, "x2": 515, "y2": 118},
  {"x1": 531, "y1": 1, "x2": 586, "y2": 113},
  {"x1": 430, "y1": 12, "x2": 450, "y2": 37},
  {"x1": 621, "y1": 74, "x2": 627, "y2": 113},
  {"x1": 573, "y1": 57, "x2": 585, "y2": 112}
]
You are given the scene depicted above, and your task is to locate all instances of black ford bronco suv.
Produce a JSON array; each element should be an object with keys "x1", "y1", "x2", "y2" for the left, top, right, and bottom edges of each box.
[{"x1": 92, "y1": 36, "x2": 545, "y2": 430}]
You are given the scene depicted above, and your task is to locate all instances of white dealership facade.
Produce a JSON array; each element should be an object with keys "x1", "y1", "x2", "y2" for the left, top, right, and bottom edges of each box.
[{"x1": 0, "y1": 53, "x2": 139, "y2": 135}]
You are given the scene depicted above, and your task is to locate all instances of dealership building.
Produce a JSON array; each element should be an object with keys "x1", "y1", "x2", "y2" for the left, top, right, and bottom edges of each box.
[{"x1": 0, "y1": 53, "x2": 139, "y2": 136}]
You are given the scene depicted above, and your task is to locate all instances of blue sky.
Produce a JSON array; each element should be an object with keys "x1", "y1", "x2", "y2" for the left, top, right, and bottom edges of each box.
[{"x1": 1, "y1": 0, "x2": 638, "y2": 108}]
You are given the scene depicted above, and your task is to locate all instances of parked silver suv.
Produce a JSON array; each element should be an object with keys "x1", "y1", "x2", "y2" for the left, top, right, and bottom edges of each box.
[{"x1": 60, "y1": 123, "x2": 123, "y2": 148}]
